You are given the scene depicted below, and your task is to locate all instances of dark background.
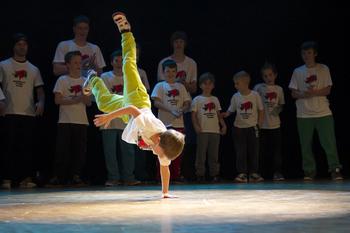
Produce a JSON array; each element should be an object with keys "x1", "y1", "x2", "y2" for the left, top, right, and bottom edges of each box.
[{"x1": 0, "y1": 0, "x2": 348, "y2": 181}]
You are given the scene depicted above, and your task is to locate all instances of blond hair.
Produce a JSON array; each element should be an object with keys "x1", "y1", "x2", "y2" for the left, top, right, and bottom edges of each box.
[{"x1": 159, "y1": 129, "x2": 185, "y2": 160}]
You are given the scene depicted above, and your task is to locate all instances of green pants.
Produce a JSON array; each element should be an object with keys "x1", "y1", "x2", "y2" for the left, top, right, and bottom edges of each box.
[
  {"x1": 297, "y1": 115, "x2": 341, "y2": 175},
  {"x1": 90, "y1": 32, "x2": 151, "y2": 123}
]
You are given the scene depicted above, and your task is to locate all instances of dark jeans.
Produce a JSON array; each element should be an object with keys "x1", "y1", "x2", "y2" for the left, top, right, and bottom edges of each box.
[
  {"x1": 2, "y1": 114, "x2": 36, "y2": 182},
  {"x1": 233, "y1": 126, "x2": 259, "y2": 174},
  {"x1": 53, "y1": 123, "x2": 87, "y2": 181},
  {"x1": 260, "y1": 128, "x2": 283, "y2": 176}
]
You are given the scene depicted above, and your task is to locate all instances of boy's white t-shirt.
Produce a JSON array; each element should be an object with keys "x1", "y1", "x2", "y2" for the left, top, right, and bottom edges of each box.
[
  {"x1": 100, "y1": 71, "x2": 127, "y2": 130},
  {"x1": 289, "y1": 64, "x2": 333, "y2": 118},
  {"x1": 0, "y1": 58, "x2": 44, "y2": 116},
  {"x1": 53, "y1": 75, "x2": 88, "y2": 125},
  {"x1": 191, "y1": 95, "x2": 222, "y2": 133},
  {"x1": 227, "y1": 91, "x2": 264, "y2": 128},
  {"x1": 53, "y1": 40, "x2": 106, "y2": 74},
  {"x1": 254, "y1": 83, "x2": 285, "y2": 129},
  {"x1": 157, "y1": 56, "x2": 197, "y2": 84},
  {"x1": 122, "y1": 108, "x2": 170, "y2": 166},
  {"x1": 0, "y1": 87, "x2": 5, "y2": 101},
  {"x1": 151, "y1": 81, "x2": 191, "y2": 128}
]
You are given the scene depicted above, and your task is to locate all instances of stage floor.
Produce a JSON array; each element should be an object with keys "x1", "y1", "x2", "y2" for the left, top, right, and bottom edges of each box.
[{"x1": 1, "y1": 181, "x2": 350, "y2": 233}]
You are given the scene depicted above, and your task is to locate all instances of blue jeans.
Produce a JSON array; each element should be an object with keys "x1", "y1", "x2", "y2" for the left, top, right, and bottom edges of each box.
[{"x1": 102, "y1": 129, "x2": 136, "y2": 181}]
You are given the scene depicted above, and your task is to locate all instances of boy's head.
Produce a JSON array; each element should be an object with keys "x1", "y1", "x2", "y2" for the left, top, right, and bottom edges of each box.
[
  {"x1": 65, "y1": 50, "x2": 82, "y2": 75},
  {"x1": 199, "y1": 72, "x2": 215, "y2": 94},
  {"x1": 157, "y1": 129, "x2": 185, "y2": 161},
  {"x1": 12, "y1": 33, "x2": 28, "y2": 58},
  {"x1": 233, "y1": 71, "x2": 250, "y2": 92},
  {"x1": 170, "y1": 31, "x2": 187, "y2": 52},
  {"x1": 162, "y1": 59, "x2": 177, "y2": 83},
  {"x1": 261, "y1": 62, "x2": 277, "y2": 85},
  {"x1": 110, "y1": 50, "x2": 123, "y2": 70},
  {"x1": 301, "y1": 41, "x2": 318, "y2": 65},
  {"x1": 73, "y1": 15, "x2": 90, "y2": 41}
]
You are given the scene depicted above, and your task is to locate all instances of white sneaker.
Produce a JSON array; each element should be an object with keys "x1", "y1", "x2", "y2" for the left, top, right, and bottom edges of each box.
[
  {"x1": 19, "y1": 177, "x2": 37, "y2": 188},
  {"x1": 82, "y1": 69, "x2": 98, "y2": 96},
  {"x1": 1, "y1": 180, "x2": 11, "y2": 189},
  {"x1": 112, "y1": 11, "x2": 131, "y2": 33}
]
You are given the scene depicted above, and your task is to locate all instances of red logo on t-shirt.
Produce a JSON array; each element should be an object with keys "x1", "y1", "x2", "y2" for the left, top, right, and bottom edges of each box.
[
  {"x1": 112, "y1": 84, "x2": 123, "y2": 94},
  {"x1": 167, "y1": 89, "x2": 179, "y2": 98},
  {"x1": 203, "y1": 102, "x2": 216, "y2": 112},
  {"x1": 176, "y1": 70, "x2": 187, "y2": 81},
  {"x1": 137, "y1": 135, "x2": 150, "y2": 150},
  {"x1": 69, "y1": 85, "x2": 82, "y2": 95},
  {"x1": 81, "y1": 54, "x2": 90, "y2": 60},
  {"x1": 240, "y1": 101, "x2": 253, "y2": 112},
  {"x1": 305, "y1": 75, "x2": 317, "y2": 84},
  {"x1": 265, "y1": 92, "x2": 277, "y2": 101},
  {"x1": 14, "y1": 70, "x2": 27, "y2": 80}
]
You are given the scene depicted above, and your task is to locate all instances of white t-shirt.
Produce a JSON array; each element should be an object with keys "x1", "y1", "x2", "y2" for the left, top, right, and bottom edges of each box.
[
  {"x1": 157, "y1": 56, "x2": 197, "y2": 84},
  {"x1": 101, "y1": 71, "x2": 126, "y2": 130},
  {"x1": 227, "y1": 91, "x2": 264, "y2": 128},
  {"x1": 122, "y1": 108, "x2": 170, "y2": 166},
  {"x1": 53, "y1": 40, "x2": 106, "y2": 75},
  {"x1": 53, "y1": 75, "x2": 89, "y2": 125},
  {"x1": 0, "y1": 58, "x2": 44, "y2": 116},
  {"x1": 0, "y1": 87, "x2": 5, "y2": 101},
  {"x1": 191, "y1": 95, "x2": 222, "y2": 133},
  {"x1": 289, "y1": 64, "x2": 333, "y2": 118},
  {"x1": 254, "y1": 83, "x2": 285, "y2": 129},
  {"x1": 151, "y1": 81, "x2": 191, "y2": 128}
]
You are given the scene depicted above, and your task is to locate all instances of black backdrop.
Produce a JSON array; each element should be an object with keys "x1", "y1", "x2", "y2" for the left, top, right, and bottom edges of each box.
[{"x1": 0, "y1": 0, "x2": 348, "y2": 181}]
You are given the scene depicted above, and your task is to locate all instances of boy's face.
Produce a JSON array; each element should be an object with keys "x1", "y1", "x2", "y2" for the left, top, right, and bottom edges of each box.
[
  {"x1": 111, "y1": 55, "x2": 123, "y2": 70},
  {"x1": 73, "y1": 22, "x2": 89, "y2": 40},
  {"x1": 67, "y1": 55, "x2": 82, "y2": 74},
  {"x1": 262, "y1": 68, "x2": 277, "y2": 85},
  {"x1": 13, "y1": 40, "x2": 28, "y2": 57},
  {"x1": 164, "y1": 66, "x2": 177, "y2": 83},
  {"x1": 301, "y1": 49, "x2": 317, "y2": 65},
  {"x1": 173, "y1": 39, "x2": 186, "y2": 51},
  {"x1": 234, "y1": 79, "x2": 249, "y2": 92},
  {"x1": 200, "y1": 80, "x2": 214, "y2": 93}
]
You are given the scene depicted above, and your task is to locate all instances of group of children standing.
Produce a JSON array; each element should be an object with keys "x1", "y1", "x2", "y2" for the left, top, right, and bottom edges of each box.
[{"x1": 0, "y1": 13, "x2": 344, "y2": 190}]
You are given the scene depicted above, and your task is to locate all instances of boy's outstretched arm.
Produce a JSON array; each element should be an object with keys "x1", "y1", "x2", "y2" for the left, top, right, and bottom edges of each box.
[
  {"x1": 160, "y1": 165, "x2": 170, "y2": 197},
  {"x1": 94, "y1": 105, "x2": 141, "y2": 128}
]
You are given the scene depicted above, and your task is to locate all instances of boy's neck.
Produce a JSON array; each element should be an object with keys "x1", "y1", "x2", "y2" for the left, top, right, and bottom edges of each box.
[
  {"x1": 201, "y1": 92, "x2": 212, "y2": 97},
  {"x1": 239, "y1": 89, "x2": 251, "y2": 96},
  {"x1": 113, "y1": 68, "x2": 123, "y2": 76},
  {"x1": 69, "y1": 72, "x2": 81, "y2": 79},
  {"x1": 305, "y1": 62, "x2": 317, "y2": 68},
  {"x1": 166, "y1": 80, "x2": 176, "y2": 84},
  {"x1": 12, "y1": 55, "x2": 26, "y2": 62},
  {"x1": 74, "y1": 38, "x2": 87, "y2": 47},
  {"x1": 171, "y1": 51, "x2": 185, "y2": 62}
]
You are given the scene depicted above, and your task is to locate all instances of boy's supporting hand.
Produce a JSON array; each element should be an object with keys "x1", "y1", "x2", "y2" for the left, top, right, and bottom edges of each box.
[
  {"x1": 194, "y1": 125, "x2": 202, "y2": 134},
  {"x1": 94, "y1": 113, "x2": 113, "y2": 128},
  {"x1": 162, "y1": 193, "x2": 178, "y2": 199},
  {"x1": 171, "y1": 109, "x2": 182, "y2": 118},
  {"x1": 221, "y1": 112, "x2": 230, "y2": 118},
  {"x1": 35, "y1": 102, "x2": 45, "y2": 116}
]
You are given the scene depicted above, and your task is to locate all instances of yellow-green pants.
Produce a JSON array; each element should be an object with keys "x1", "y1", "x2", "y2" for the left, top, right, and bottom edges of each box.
[{"x1": 90, "y1": 32, "x2": 151, "y2": 123}]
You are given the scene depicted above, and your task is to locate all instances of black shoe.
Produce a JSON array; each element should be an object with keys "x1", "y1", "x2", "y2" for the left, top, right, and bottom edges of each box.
[
  {"x1": 235, "y1": 173, "x2": 248, "y2": 183},
  {"x1": 331, "y1": 168, "x2": 343, "y2": 181},
  {"x1": 82, "y1": 69, "x2": 98, "y2": 95},
  {"x1": 273, "y1": 172, "x2": 285, "y2": 181}
]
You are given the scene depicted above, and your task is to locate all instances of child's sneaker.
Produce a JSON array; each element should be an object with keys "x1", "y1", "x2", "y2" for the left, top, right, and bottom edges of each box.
[
  {"x1": 82, "y1": 69, "x2": 98, "y2": 95},
  {"x1": 273, "y1": 172, "x2": 285, "y2": 181},
  {"x1": 112, "y1": 12, "x2": 131, "y2": 33},
  {"x1": 124, "y1": 180, "x2": 142, "y2": 186},
  {"x1": 249, "y1": 173, "x2": 264, "y2": 183},
  {"x1": 234, "y1": 173, "x2": 248, "y2": 183},
  {"x1": 105, "y1": 180, "x2": 121, "y2": 187},
  {"x1": 331, "y1": 168, "x2": 343, "y2": 181},
  {"x1": 19, "y1": 177, "x2": 37, "y2": 188}
]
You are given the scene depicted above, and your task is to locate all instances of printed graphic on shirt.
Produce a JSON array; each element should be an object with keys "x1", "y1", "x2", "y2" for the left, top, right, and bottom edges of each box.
[
  {"x1": 167, "y1": 89, "x2": 180, "y2": 105},
  {"x1": 240, "y1": 101, "x2": 253, "y2": 119},
  {"x1": 12, "y1": 69, "x2": 27, "y2": 87},
  {"x1": 264, "y1": 91, "x2": 278, "y2": 112},
  {"x1": 176, "y1": 70, "x2": 187, "y2": 83},
  {"x1": 137, "y1": 132, "x2": 151, "y2": 150},
  {"x1": 202, "y1": 102, "x2": 216, "y2": 118},
  {"x1": 112, "y1": 84, "x2": 123, "y2": 94},
  {"x1": 305, "y1": 74, "x2": 317, "y2": 89},
  {"x1": 69, "y1": 85, "x2": 82, "y2": 96}
]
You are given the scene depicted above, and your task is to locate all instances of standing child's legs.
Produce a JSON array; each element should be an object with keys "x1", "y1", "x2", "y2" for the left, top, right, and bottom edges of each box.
[{"x1": 297, "y1": 118, "x2": 316, "y2": 177}]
